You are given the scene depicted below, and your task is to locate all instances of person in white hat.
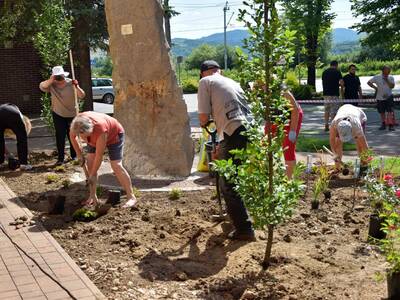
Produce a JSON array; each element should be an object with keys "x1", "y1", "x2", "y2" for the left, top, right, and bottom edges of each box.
[
  {"x1": 329, "y1": 104, "x2": 369, "y2": 169},
  {"x1": 39, "y1": 66, "x2": 85, "y2": 165}
]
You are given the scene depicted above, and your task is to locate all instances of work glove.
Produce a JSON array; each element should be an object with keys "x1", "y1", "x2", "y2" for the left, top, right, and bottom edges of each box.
[{"x1": 288, "y1": 130, "x2": 297, "y2": 143}]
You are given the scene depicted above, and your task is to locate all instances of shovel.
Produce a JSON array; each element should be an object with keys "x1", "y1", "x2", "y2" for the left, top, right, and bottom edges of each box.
[{"x1": 204, "y1": 120, "x2": 228, "y2": 222}]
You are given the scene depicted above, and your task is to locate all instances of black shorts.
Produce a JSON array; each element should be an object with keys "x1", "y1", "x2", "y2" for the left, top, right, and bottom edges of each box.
[{"x1": 377, "y1": 96, "x2": 394, "y2": 113}]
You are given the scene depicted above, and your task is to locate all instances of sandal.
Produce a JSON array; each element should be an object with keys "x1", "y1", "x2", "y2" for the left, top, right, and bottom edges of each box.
[{"x1": 122, "y1": 198, "x2": 137, "y2": 208}]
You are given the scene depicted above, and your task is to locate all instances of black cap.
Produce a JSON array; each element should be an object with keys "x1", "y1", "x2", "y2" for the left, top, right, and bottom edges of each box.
[{"x1": 200, "y1": 60, "x2": 221, "y2": 72}]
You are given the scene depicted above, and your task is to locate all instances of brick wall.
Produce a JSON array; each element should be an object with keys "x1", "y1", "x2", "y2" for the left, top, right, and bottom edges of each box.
[{"x1": 0, "y1": 43, "x2": 43, "y2": 115}]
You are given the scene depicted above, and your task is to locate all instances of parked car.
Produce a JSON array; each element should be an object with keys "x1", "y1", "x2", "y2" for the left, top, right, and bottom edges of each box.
[{"x1": 92, "y1": 78, "x2": 115, "y2": 104}]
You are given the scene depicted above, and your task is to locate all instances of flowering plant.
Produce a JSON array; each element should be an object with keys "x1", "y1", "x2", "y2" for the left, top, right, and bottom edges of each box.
[
  {"x1": 364, "y1": 173, "x2": 400, "y2": 213},
  {"x1": 381, "y1": 207, "x2": 400, "y2": 275}
]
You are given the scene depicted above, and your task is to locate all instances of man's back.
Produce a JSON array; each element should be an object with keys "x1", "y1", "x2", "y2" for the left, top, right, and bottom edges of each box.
[
  {"x1": 343, "y1": 73, "x2": 360, "y2": 99},
  {"x1": 322, "y1": 68, "x2": 342, "y2": 96},
  {"x1": 197, "y1": 74, "x2": 250, "y2": 139}
]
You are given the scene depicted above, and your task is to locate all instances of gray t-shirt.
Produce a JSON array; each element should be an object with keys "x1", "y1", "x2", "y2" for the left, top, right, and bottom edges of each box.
[
  {"x1": 197, "y1": 74, "x2": 251, "y2": 140},
  {"x1": 369, "y1": 74, "x2": 395, "y2": 100}
]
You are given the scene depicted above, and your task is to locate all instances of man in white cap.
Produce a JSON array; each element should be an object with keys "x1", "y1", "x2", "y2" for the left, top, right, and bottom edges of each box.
[
  {"x1": 39, "y1": 66, "x2": 85, "y2": 165},
  {"x1": 329, "y1": 104, "x2": 368, "y2": 169}
]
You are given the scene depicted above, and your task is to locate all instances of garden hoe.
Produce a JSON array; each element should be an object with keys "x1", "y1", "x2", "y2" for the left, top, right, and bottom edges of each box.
[{"x1": 204, "y1": 121, "x2": 228, "y2": 223}]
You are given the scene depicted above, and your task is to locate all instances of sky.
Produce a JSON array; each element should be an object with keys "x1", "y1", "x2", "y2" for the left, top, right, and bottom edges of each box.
[{"x1": 170, "y1": 0, "x2": 363, "y2": 39}]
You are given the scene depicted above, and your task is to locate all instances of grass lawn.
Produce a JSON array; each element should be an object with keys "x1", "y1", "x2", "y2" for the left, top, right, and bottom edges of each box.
[{"x1": 296, "y1": 134, "x2": 357, "y2": 152}]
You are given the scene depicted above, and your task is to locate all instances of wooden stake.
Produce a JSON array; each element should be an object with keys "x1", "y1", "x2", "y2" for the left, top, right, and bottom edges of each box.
[{"x1": 69, "y1": 50, "x2": 79, "y2": 115}]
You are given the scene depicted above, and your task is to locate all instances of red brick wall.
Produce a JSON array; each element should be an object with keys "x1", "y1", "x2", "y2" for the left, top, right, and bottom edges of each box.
[{"x1": 0, "y1": 43, "x2": 43, "y2": 115}]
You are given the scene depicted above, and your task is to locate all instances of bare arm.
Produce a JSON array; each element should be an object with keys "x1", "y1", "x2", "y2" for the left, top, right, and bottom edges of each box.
[
  {"x1": 89, "y1": 133, "x2": 107, "y2": 177},
  {"x1": 339, "y1": 79, "x2": 344, "y2": 99},
  {"x1": 39, "y1": 76, "x2": 55, "y2": 92},
  {"x1": 69, "y1": 131, "x2": 83, "y2": 158},
  {"x1": 367, "y1": 81, "x2": 377, "y2": 90},
  {"x1": 384, "y1": 77, "x2": 395, "y2": 89},
  {"x1": 358, "y1": 86, "x2": 363, "y2": 99},
  {"x1": 329, "y1": 126, "x2": 343, "y2": 161}
]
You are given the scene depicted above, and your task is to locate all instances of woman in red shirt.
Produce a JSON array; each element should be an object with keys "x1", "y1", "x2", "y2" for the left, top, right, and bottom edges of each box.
[{"x1": 70, "y1": 111, "x2": 137, "y2": 207}]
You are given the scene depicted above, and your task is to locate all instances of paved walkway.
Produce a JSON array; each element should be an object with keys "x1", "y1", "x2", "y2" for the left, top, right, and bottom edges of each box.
[{"x1": 0, "y1": 178, "x2": 105, "y2": 300}]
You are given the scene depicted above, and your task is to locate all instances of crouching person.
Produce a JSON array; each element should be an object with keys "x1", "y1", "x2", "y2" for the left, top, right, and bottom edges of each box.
[
  {"x1": 69, "y1": 111, "x2": 137, "y2": 208},
  {"x1": 0, "y1": 104, "x2": 32, "y2": 170},
  {"x1": 329, "y1": 104, "x2": 368, "y2": 169}
]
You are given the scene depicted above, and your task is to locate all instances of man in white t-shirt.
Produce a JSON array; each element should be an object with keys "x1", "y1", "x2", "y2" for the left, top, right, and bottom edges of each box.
[
  {"x1": 330, "y1": 104, "x2": 368, "y2": 169},
  {"x1": 368, "y1": 66, "x2": 395, "y2": 131},
  {"x1": 197, "y1": 60, "x2": 255, "y2": 241}
]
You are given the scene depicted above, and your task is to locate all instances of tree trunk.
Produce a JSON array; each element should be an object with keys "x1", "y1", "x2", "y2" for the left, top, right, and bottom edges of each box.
[
  {"x1": 306, "y1": 35, "x2": 318, "y2": 88},
  {"x1": 164, "y1": 0, "x2": 172, "y2": 47},
  {"x1": 71, "y1": 14, "x2": 93, "y2": 112},
  {"x1": 262, "y1": 224, "x2": 274, "y2": 269},
  {"x1": 73, "y1": 40, "x2": 93, "y2": 111}
]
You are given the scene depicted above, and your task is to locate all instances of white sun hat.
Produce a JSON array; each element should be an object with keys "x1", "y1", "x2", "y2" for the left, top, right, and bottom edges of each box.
[{"x1": 52, "y1": 66, "x2": 69, "y2": 77}]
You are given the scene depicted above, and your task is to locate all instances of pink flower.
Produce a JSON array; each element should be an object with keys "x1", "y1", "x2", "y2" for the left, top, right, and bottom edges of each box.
[
  {"x1": 396, "y1": 189, "x2": 400, "y2": 198},
  {"x1": 384, "y1": 174, "x2": 393, "y2": 181}
]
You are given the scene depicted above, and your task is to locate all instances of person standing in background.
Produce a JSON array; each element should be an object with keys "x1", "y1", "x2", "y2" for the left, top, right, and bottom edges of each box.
[
  {"x1": 39, "y1": 66, "x2": 85, "y2": 165},
  {"x1": 368, "y1": 66, "x2": 396, "y2": 131},
  {"x1": 343, "y1": 64, "x2": 362, "y2": 106},
  {"x1": 322, "y1": 61, "x2": 344, "y2": 131}
]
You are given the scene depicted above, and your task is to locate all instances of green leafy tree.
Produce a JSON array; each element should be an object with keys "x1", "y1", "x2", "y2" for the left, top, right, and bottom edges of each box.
[
  {"x1": 351, "y1": 0, "x2": 400, "y2": 54},
  {"x1": 215, "y1": 0, "x2": 303, "y2": 268},
  {"x1": 163, "y1": 0, "x2": 180, "y2": 47},
  {"x1": 281, "y1": 0, "x2": 335, "y2": 87},
  {"x1": 33, "y1": 0, "x2": 72, "y2": 132},
  {"x1": 185, "y1": 44, "x2": 218, "y2": 69},
  {"x1": 185, "y1": 44, "x2": 238, "y2": 70}
]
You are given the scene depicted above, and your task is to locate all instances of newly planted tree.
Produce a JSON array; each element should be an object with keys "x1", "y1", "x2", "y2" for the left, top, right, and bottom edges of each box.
[{"x1": 214, "y1": 0, "x2": 303, "y2": 268}]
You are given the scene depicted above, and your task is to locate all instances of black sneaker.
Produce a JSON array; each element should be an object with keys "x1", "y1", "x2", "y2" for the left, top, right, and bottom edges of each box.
[
  {"x1": 227, "y1": 230, "x2": 256, "y2": 242},
  {"x1": 55, "y1": 160, "x2": 64, "y2": 166},
  {"x1": 389, "y1": 125, "x2": 395, "y2": 131},
  {"x1": 379, "y1": 123, "x2": 386, "y2": 130}
]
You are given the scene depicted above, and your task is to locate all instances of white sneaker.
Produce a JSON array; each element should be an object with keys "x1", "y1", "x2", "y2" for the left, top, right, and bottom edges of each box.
[{"x1": 20, "y1": 164, "x2": 33, "y2": 171}]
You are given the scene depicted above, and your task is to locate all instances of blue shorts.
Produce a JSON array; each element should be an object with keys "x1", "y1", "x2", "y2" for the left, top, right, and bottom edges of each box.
[{"x1": 86, "y1": 133, "x2": 124, "y2": 161}]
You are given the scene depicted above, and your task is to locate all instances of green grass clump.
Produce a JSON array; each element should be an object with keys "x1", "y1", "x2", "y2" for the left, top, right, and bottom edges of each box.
[
  {"x1": 46, "y1": 173, "x2": 59, "y2": 183},
  {"x1": 72, "y1": 208, "x2": 98, "y2": 222},
  {"x1": 61, "y1": 179, "x2": 71, "y2": 189},
  {"x1": 169, "y1": 188, "x2": 183, "y2": 200}
]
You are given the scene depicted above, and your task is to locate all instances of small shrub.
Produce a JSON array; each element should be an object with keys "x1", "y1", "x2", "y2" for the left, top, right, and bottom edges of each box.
[
  {"x1": 133, "y1": 187, "x2": 141, "y2": 198},
  {"x1": 46, "y1": 173, "x2": 59, "y2": 183},
  {"x1": 61, "y1": 179, "x2": 71, "y2": 189},
  {"x1": 54, "y1": 165, "x2": 66, "y2": 173},
  {"x1": 285, "y1": 71, "x2": 299, "y2": 90},
  {"x1": 181, "y1": 78, "x2": 198, "y2": 93},
  {"x1": 292, "y1": 84, "x2": 314, "y2": 100},
  {"x1": 169, "y1": 188, "x2": 183, "y2": 200},
  {"x1": 72, "y1": 208, "x2": 98, "y2": 222}
]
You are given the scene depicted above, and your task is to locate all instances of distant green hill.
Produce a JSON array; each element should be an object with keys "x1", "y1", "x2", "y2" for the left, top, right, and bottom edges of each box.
[{"x1": 171, "y1": 28, "x2": 363, "y2": 57}]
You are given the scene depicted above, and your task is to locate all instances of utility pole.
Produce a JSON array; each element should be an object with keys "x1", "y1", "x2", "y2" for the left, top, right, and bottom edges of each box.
[{"x1": 223, "y1": 1, "x2": 229, "y2": 71}]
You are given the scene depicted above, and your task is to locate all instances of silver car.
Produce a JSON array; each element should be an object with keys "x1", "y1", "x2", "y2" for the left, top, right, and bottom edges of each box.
[{"x1": 92, "y1": 78, "x2": 115, "y2": 104}]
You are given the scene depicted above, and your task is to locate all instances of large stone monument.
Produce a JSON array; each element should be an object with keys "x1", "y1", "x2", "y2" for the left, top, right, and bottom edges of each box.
[{"x1": 105, "y1": 0, "x2": 194, "y2": 177}]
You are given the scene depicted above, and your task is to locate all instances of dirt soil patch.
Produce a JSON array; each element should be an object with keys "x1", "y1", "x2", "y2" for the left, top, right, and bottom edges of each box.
[{"x1": 1, "y1": 153, "x2": 388, "y2": 300}]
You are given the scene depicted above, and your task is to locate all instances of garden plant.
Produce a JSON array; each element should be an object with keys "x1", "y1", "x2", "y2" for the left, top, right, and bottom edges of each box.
[{"x1": 215, "y1": 0, "x2": 303, "y2": 268}]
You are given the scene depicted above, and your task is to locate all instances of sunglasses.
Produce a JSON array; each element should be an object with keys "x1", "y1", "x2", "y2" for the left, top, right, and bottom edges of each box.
[{"x1": 54, "y1": 75, "x2": 65, "y2": 81}]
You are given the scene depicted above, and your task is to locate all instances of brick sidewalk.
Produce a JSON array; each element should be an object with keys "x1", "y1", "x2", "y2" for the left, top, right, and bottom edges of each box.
[{"x1": 0, "y1": 178, "x2": 105, "y2": 300}]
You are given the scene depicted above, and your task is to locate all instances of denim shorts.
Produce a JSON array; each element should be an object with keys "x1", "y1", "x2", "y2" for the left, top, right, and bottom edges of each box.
[{"x1": 86, "y1": 133, "x2": 124, "y2": 161}]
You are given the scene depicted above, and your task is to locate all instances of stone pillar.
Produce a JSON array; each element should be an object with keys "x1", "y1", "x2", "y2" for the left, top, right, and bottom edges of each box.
[{"x1": 105, "y1": 0, "x2": 194, "y2": 177}]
